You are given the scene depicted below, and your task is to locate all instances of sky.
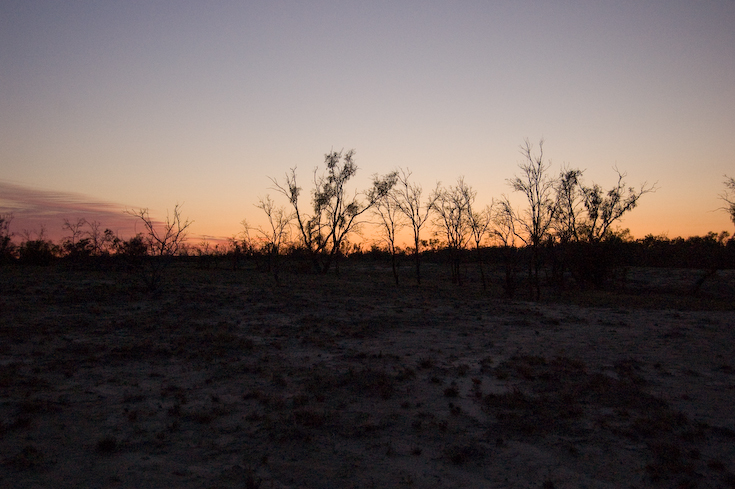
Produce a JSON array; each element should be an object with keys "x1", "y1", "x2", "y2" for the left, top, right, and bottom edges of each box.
[{"x1": 2, "y1": 0, "x2": 734, "y2": 246}]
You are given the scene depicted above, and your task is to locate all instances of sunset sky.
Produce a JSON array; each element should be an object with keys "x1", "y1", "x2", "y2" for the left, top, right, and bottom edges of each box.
[{"x1": 2, "y1": 1, "x2": 734, "y2": 246}]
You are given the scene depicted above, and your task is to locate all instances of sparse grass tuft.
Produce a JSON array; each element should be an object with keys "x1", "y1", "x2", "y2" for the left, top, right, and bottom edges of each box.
[
  {"x1": 95, "y1": 436, "x2": 118, "y2": 454},
  {"x1": 417, "y1": 357, "x2": 434, "y2": 369},
  {"x1": 443, "y1": 442, "x2": 483, "y2": 465},
  {"x1": 4, "y1": 445, "x2": 44, "y2": 469},
  {"x1": 444, "y1": 383, "x2": 459, "y2": 397},
  {"x1": 292, "y1": 408, "x2": 327, "y2": 428}
]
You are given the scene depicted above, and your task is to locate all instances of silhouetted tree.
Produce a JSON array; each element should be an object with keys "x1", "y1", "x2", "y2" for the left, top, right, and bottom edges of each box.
[
  {"x1": 0, "y1": 214, "x2": 15, "y2": 263},
  {"x1": 508, "y1": 139, "x2": 558, "y2": 299},
  {"x1": 228, "y1": 221, "x2": 254, "y2": 271},
  {"x1": 18, "y1": 226, "x2": 57, "y2": 265},
  {"x1": 546, "y1": 167, "x2": 584, "y2": 286},
  {"x1": 62, "y1": 218, "x2": 86, "y2": 247},
  {"x1": 493, "y1": 197, "x2": 519, "y2": 298},
  {"x1": 116, "y1": 233, "x2": 148, "y2": 263},
  {"x1": 432, "y1": 178, "x2": 473, "y2": 285},
  {"x1": 250, "y1": 195, "x2": 293, "y2": 285},
  {"x1": 550, "y1": 167, "x2": 655, "y2": 288},
  {"x1": 721, "y1": 175, "x2": 735, "y2": 231},
  {"x1": 371, "y1": 186, "x2": 405, "y2": 285},
  {"x1": 83, "y1": 220, "x2": 116, "y2": 256},
  {"x1": 62, "y1": 218, "x2": 94, "y2": 259},
  {"x1": 685, "y1": 231, "x2": 731, "y2": 295},
  {"x1": 468, "y1": 200, "x2": 492, "y2": 290},
  {"x1": 553, "y1": 167, "x2": 584, "y2": 244},
  {"x1": 193, "y1": 240, "x2": 215, "y2": 269},
  {"x1": 393, "y1": 168, "x2": 440, "y2": 285},
  {"x1": 548, "y1": 166, "x2": 654, "y2": 287},
  {"x1": 577, "y1": 168, "x2": 655, "y2": 244},
  {"x1": 271, "y1": 149, "x2": 397, "y2": 274},
  {"x1": 125, "y1": 204, "x2": 192, "y2": 290},
  {"x1": 126, "y1": 204, "x2": 192, "y2": 257}
]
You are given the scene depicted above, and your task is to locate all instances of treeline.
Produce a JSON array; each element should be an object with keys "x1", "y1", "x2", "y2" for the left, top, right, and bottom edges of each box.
[
  {"x1": 2, "y1": 142, "x2": 734, "y2": 298},
  {"x1": 1, "y1": 217, "x2": 732, "y2": 286}
]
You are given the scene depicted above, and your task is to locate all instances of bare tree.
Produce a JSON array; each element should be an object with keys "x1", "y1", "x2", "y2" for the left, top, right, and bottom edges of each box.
[
  {"x1": 684, "y1": 176, "x2": 735, "y2": 295},
  {"x1": 372, "y1": 187, "x2": 405, "y2": 285},
  {"x1": 393, "y1": 168, "x2": 441, "y2": 285},
  {"x1": 18, "y1": 225, "x2": 56, "y2": 265},
  {"x1": 467, "y1": 199, "x2": 493, "y2": 290},
  {"x1": 252, "y1": 195, "x2": 294, "y2": 285},
  {"x1": 62, "y1": 218, "x2": 91, "y2": 258},
  {"x1": 20, "y1": 225, "x2": 47, "y2": 242},
  {"x1": 124, "y1": 204, "x2": 192, "y2": 290},
  {"x1": 126, "y1": 204, "x2": 192, "y2": 257},
  {"x1": 62, "y1": 218, "x2": 86, "y2": 247},
  {"x1": 228, "y1": 221, "x2": 254, "y2": 271},
  {"x1": 493, "y1": 197, "x2": 519, "y2": 297},
  {"x1": 508, "y1": 139, "x2": 558, "y2": 299},
  {"x1": 0, "y1": 213, "x2": 14, "y2": 263},
  {"x1": 432, "y1": 178, "x2": 473, "y2": 285},
  {"x1": 83, "y1": 220, "x2": 115, "y2": 256},
  {"x1": 271, "y1": 149, "x2": 397, "y2": 274},
  {"x1": 720, "y1": 175, "x2": 735, "y2": 230}
]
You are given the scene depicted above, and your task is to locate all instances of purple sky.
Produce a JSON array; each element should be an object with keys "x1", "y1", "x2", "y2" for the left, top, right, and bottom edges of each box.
[{"x1": 2, "y1": 1, "x2": 734, "y2": 244}]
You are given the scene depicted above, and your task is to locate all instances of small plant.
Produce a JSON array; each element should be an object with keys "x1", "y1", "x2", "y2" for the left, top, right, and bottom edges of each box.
[
  {"x1": 345, "y1": 368, "x2": 395, "y2": 400},
  {"x1": 242, "y1": 389, "x2": 262, "y2": 401},
  {"x1": 167, "y1": 403, "x2": 182, "y2": 417},
  {"x1": 4, "y1": 445, "x2": 44, "y2": 469},
  {"x1": 386, "y1": 439, "x2": 394, "y2": 456},
  {"x1": 95, "y1": 436, "x2": 118, "y2": 454},
  {"x1": 396, "y1": 367, "x2": 416, "y2": 380},
  {"x1": 443, "y1": 443, "x2": 482, "y2": 465},
  {"x1": 291, "y1": 393, "x2": 310, "y2": 408},
  {"x1": 187, "y1": 411, "x2": 214, "y2": 424},
  {"x1": 245, "y1": 467, "x2": 262, "y2": 489},
  {"x1": 245, "y1": 411, "x2": 262, "y2": 422},
  {"x1": 418, "y1": 357, "x2": 434, "y2": 369},
  {"x1": 271, "y1": 372, "x2": 287, "y2": 387},
  {"x1": 645, "y1": 441, "x2": 695, "y2": 482},
  {"x1": 292, "y1": 409, "x2": 327, "y2": 428}
]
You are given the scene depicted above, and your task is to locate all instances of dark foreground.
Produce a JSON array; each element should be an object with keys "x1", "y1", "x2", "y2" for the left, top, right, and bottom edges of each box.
[{"x1": 1, "y1": 263, "x2": 734, "y2": 488}]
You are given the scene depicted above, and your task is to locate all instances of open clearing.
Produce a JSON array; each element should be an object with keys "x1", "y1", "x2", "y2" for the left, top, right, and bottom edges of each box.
[{"x1": 1, "y1": 263, "x2": 734, "y2": 488}]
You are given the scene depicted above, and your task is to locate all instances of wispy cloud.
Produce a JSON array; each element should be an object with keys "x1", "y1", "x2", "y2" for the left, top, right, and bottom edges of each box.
[{"x1": 0, "y1": 180, "x2": 142, "y2": 240}]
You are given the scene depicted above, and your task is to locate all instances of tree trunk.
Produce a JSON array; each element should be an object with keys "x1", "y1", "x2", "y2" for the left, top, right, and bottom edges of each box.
[
  {"x1": 476, "y1": 245, "x2": 487, "y2": 291},
  {"x1": 413, "y1": 237, "x2": 422, "y2": 285},
  {"x1": 391, "y1": 249, "x2": 399, "y2": 286}
]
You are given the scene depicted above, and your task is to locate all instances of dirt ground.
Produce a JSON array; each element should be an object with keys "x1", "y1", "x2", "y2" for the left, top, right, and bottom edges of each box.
[{"x1": 1, "y1": 262, "x2": 734, "y2": 488}]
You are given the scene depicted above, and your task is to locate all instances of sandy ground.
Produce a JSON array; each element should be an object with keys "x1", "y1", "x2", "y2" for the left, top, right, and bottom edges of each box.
[{"x1": 1, "y1": 262, "x2": 734, "y2": 488}]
